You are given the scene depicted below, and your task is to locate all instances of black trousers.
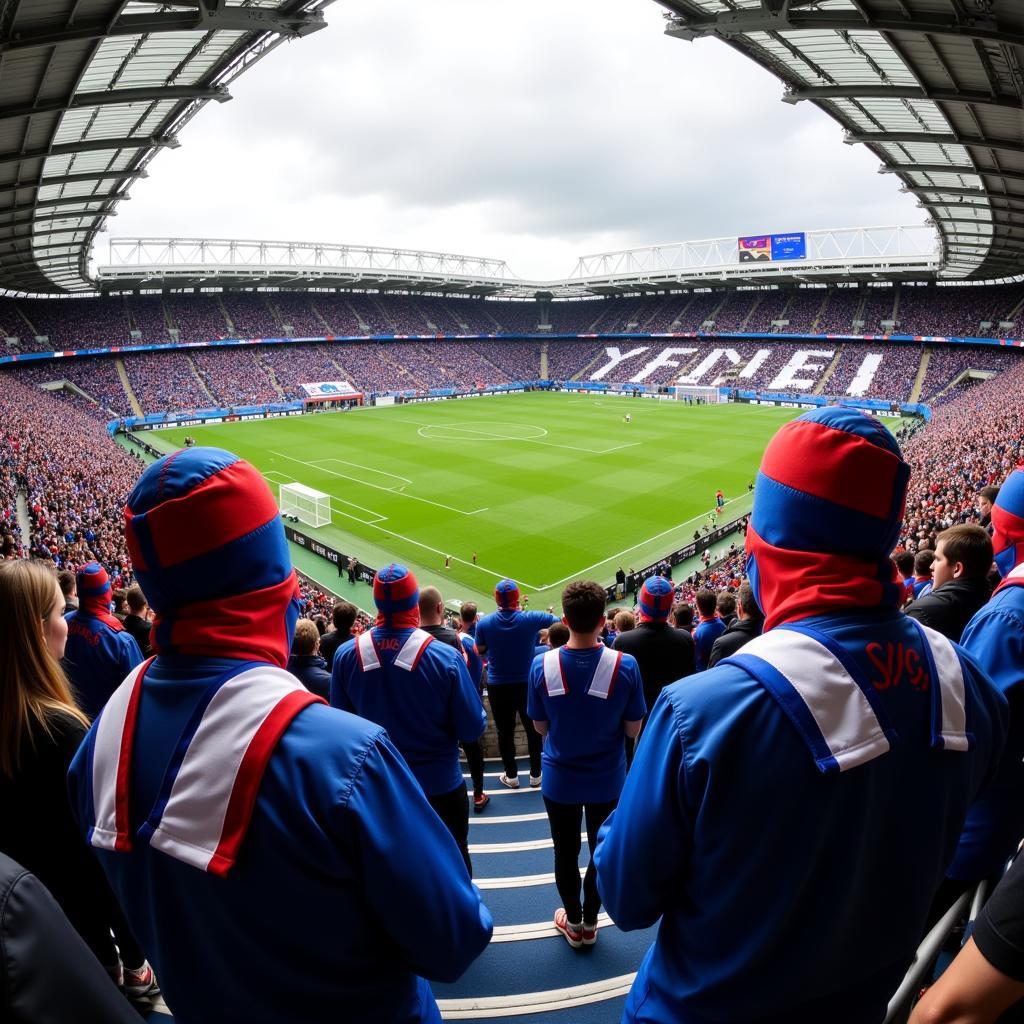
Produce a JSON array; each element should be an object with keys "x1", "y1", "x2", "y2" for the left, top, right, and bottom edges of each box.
[
  {"x1": 462, "y1": 740, "x2": 485, "y2": 794},
  {"x1": 543, "y1": 796, "x2": 617, "y2": 924},
  {"x1": 488, "y1": 682, "x2": 541, "y2": 779},
  {"x1": 428, "y1": 782, "x2": 472, "y2": 878}
]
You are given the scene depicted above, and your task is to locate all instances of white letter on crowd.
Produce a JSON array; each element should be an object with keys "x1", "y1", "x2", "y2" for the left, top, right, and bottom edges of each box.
[
  {"x1": 628, "y1": 348, "x2": 697, "y2": 383},
  {"x1": 590, "y1": 346, "x2": 649, "y2": 381},
  {"x1": 846, "y1": 353, "x2": 883, "y2": 397},
  {"x1": 677, "y1": 348, "x2": 741, "y2": 386},
  {"x1": 767, "y1": 349, "x2": 834, "y2": 391},
  {"x1": 739, "y1": 349, "x2": 771, "y2": 379}
]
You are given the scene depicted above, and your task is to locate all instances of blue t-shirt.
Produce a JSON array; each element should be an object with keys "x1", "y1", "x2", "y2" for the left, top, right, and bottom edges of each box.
[
  {"x1": 332, "y1": 628, "x2": 486, "y2": 796},
  {"x1": 460, "y1": 633, "x2": 484, "y2": 692},
  {"x1": 693, "y1": 616, "x2": 727, "y2": 672},
  {"x1": 527, "y1": 645, "x2": 646, "y2": 804},
  {"x1": 63, "y1": 611, "x2": 144, "y2": 719},
  {"x1": 476, "y1": 609, "x2": 558, "y2": 684}
]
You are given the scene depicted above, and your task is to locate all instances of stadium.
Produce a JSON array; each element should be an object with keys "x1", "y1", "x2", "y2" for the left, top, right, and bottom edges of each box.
[{"x1": 1, "y1": 1, "x2": 1023, "y2": 1023}]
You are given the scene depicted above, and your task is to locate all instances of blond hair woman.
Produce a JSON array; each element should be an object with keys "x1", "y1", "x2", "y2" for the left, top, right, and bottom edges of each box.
[{"x1": 0, "y1": 560, "x2": 157, "y2": 999}]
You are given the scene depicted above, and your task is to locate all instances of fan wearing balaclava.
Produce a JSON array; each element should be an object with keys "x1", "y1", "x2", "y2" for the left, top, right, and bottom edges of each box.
[
  {"x1": 67, "y1": 447, "x2": 491, "y2": 1024},
  {"x1": 594, "y1": 407, "x2": 1008, "y2": 1024},
  {"x1": 947, "y1": 465, "x2": 1024, "y2": 885}
]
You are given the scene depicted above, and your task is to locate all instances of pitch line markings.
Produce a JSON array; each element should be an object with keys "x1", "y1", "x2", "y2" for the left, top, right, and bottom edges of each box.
[
  {"x1": 416, "y1": 421, "x2": 640, "y2": 455},
  {"x1": 314, "y1": 457, "x2": 412, "y2": 487},
  {"x1": 269, "y1": 451, "x2": 487, "y2": 516}
]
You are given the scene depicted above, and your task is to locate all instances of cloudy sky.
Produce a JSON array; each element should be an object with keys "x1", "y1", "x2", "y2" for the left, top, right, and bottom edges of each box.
[{"x1": 99, "y1": 0, "x2": 925, "y2": 280}]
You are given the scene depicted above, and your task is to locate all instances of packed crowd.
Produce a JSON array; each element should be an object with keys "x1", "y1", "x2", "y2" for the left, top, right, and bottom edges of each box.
[
  {"x1": 4, "y1": 394, "x2": 1024, "y2": 1024},
  {"x1": 3, "y1": 283, "x2": 1024, "y2": 357}
]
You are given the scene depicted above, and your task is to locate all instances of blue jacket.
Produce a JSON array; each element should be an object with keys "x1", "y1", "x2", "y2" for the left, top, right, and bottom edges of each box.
[
  {"x1": 331, "y1": 628, "x2": 486, "y2": 796},
  {"x1": 949, "y1": 583, "x2": 1024, "y2": 880},
  {"x1": 63, "y1": 610, "x2": 143, "y2": 719},
  {"x1": 476, "y1": 609, "x2": 558, "y2": 684},
  {"x1": 692, "y1": 616, "x2": 726, "y2": 672},
  {"x1": 287, "y1": 653, "x2": 331, "y2": 700},
  {"x1": 68, "y1": 655, "x2": 492, "y2": 1024},
  {"x1": 595, "y1": 611, "x2": 1007, "y2": 1024}
]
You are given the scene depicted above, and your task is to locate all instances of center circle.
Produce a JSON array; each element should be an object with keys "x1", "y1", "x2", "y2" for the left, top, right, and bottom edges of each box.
[{"x1": 417, "y1": 422, "x2": 548, "y2": 441}]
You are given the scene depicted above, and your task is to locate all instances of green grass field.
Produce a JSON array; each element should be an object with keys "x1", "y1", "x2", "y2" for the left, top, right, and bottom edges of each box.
[{"x1": 151, "y1": 394, "x2": 798, "y2": 604}]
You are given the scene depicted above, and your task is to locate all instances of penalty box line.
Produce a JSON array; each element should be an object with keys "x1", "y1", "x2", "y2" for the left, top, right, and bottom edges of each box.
[{"x1": 269, "y1": 450, "x2": 488, "y2": 516}]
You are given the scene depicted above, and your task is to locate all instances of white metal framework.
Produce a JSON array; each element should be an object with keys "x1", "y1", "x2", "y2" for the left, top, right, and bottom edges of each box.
[{"x1": 279, "y1": 482, "x2": 331, "y2": 528}]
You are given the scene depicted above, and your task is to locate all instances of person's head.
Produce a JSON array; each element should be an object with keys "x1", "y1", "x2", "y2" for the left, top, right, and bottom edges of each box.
[
  {"x1": 637, "y1": 575, "x2": 674, "y2": 624},
  {"x1": 613, "y1": 610, "x2": 635, "y2": 633},
  {"x1": 112, "y1": 589, "x2": 127, "y2": 616},
  {"x1": 716, "y1": 593, "x2": 737, "y2": 621},
  {"x1": 991, "y1": 467, "x2": 1024, "y2": 577},
  {"x1": 914, "y1": 549, "x2": 935, "y2": 578},
  {"x1": 894, "y1": 551, "x2": 915, "y2": 579},
  {"x1": 671, "y1": 602, "x2": 694, "y2": 631},
  {"x1": 459, "y1": 602, "x2": 477, "y2": 627},
  {"x1": 332, "y1": 600, "x2": 358, "y2": 635},
  {"x1": 695, "y1": 590, "x2": 717, "y2": 619},
  {"x1": 125, "y1": 584, "x2": 147, "y2": 616},
  {"x1": 932, "y1": 525, "x2": 994, "y2": 589},
  {"x1": 0, "y1": 560, "x2": 86, "y2": 776},
  {"x1": 745, "y1": 407, "x2": 910, "y2": 630},
  {"x1": 560, "y1": 580, "x2": 606, "y2": 638},
  {"x1": 291, "y1": 618, "x2": 320, "y2": 657},
  {"x1": 76, "y1": 561, "x2": 113, "y2": 616},
  {"x1": 978, "y1": 485, "x2": 999, "y2": 519},
  {"x1": 418, "y1": 585, "x2": 445, "y2": 626},
  {"x1": 494, "y1": 579, "x2": 520, "y2": 611},
  {"x1": 57, "y1": 569, "x2": 76, "y2": 602},
  {"x1": 313, "y1": 615, "x2": 328, "y2": 636},
  {"x1": 124, "y1": 447, "x2": 301, "y2": 666},
  {"x1": 547, "y1": 622, "x2": 570, "y2": 648},
  {"x1": 372, "y1": 564, "x2": 420, "y2": 629},
  {"x1": 737, "y1": 582, "x2": 760, "y2": 621}
]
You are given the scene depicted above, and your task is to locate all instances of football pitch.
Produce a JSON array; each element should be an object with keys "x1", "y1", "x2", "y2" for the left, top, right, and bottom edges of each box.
[{"x1": 152, "y1": 394, "x2": 799, "y2": 604}]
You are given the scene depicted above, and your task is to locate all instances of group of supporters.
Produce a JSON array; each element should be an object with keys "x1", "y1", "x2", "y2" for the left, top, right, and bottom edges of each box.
[{"x1": 1, "y1": 404, "x2": 1024, "y2": 1024}]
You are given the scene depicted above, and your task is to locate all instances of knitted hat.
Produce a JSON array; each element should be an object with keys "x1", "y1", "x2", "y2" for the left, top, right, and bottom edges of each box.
[
  {"x1": 373, "y1": 564, "x2": 420, "y2": 629},
  {"x1": 123, "y1": 447, "x2": 300, "y2": 667},
  {"x1": 638, "y1": 575, "x2": 674, "y2": 622},
  {"x1": 495, "y1": 579, "x2": 520, "y2": 610},
  {"x1": 746, "y1": 407, "x2": 910, "y2": 631},
  {"x1": 992, "y1": 466, "x2": 1024, "y2": 578},
  {"x1": 77, "y1": 561, "x2": 111, "y2": 612}
]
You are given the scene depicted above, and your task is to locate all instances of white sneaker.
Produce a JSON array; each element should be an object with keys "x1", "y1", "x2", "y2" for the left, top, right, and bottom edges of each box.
[
  {"x1": 499, "y1": 773, "x2": 520, "y2": 789},
  {"x1": 529, "y1": 773, "x2": 542, "y2": 788}
]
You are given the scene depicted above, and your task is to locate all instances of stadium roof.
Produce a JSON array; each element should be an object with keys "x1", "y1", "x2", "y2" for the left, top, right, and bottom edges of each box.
[
  {"x1": 0, "y1": 0, "x2": 331, "y2": 294},
  {"x1": 659, "y1": 0, "x2": 1024, "y2": 281}
]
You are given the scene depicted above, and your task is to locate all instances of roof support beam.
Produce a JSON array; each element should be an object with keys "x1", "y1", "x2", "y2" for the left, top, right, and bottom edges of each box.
[
  {"x1": 0, "y1": 86, "x2": 229, "y2": 127},
  {"x1": 906, "y1": 185, "x2": 1021, "y2": 200},
  {"x1": 847, "y1": 132, "x2": 1024, "y2": 158},
  {"x1": 0, "y1": 209, "x2": 114, "y2": 230},
  {"x1": 882, "y1": 164, "x2": 1024, "y2": 186},
  {"x1": 783, "y1": 85, "x2": 1024, "y2": 112},
  {"x1": 0, "y1": 195, "x2": 126, "y2": 215},
  {"x1": 665, "y1": 9, "x2": 1022, "y2": 47},
  {"x1": 0, "y1": 135, "x2": 178, "y2": 169},
  {"x1": 0, "y1": 5, "x2": 326, "y2": 59},
  {"x1": 0, "y1": 171, "x2": 146, "y2": 200}
]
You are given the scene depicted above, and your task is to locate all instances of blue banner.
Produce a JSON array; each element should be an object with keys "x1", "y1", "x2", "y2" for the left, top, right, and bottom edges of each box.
[{"x1": 770, "y1": 232, "x2": 807, "y2": 261}]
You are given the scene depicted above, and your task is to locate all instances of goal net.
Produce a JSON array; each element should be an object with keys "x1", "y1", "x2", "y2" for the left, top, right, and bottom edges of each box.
[
  {"x1": 279, "y1": 482, "x2": 331, "y2": 528},
  {"x1": 672, "y1": 386, "x2": 728, "y2": 404}
]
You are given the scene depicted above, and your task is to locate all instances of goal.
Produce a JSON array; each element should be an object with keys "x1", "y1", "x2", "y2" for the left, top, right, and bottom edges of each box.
[
  {"x1": 279, "y1": 482, "x2": 331, "y2": 528},
  {"x1": 672, "y1": 385, "x2": 728, "y2": 404}
]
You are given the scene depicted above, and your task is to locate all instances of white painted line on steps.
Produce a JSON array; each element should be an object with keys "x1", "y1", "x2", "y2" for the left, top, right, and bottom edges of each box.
[
  {"x1": 469, "y1": 833, "x2": 585, "y2": 854},
  {"x1": 469, "y1": 811, "x2": 548, "y2": 825},
  {"x1": 490, "y1": 913, "x2": 612, "y2": 944},
  {"x1": 474, "y1": 867, "x2": 585, "y2": 890},
  {"x1": 437, "y1": 971, "x2": 636, "y2": 1019}
]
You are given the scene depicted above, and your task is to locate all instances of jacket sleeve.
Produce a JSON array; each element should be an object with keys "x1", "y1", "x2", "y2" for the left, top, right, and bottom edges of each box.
[
  {"x1": 342, "y1": 733, "x2": 493, "y2": 981},
  {"x1": 120, "y1": 632, "x2": 144, "y2": 676},
  {"x1": 595, "y1": 691, "x2": 691, "y2": 931},
  {"x1": 2, "y1": 864, "x2": 140, "y2": 1024},
  {"x1": 449, "y1": 653, "x2": 487, "y2": 743},
  {"x1": 329, "y1": 644, "x2": 357, "y2": 713}
]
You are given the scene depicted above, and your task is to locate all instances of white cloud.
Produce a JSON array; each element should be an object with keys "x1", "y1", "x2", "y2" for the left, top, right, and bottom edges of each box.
[{"x1": 99, "y1": 0, "x2": 924, "y2": 279}]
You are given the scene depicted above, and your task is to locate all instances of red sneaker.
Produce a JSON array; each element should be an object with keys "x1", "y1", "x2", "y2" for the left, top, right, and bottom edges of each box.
[
  {"x1": 473, "y1": 791, "x2": 490, "y2": 813},
  {"x1": 554, "y1": 908, "x2": 583, "y2": 949},
  {"x1": 581, "y1": 921, "x2": 598, "y2": 946},
  {"x1": 124, "y1": 961, "x2": 161, "y2": 999}
]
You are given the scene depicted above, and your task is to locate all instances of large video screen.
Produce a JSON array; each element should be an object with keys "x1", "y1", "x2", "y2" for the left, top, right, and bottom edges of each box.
[{"x1": 738, "y1": 232, "x2": 807, "y2": 263}]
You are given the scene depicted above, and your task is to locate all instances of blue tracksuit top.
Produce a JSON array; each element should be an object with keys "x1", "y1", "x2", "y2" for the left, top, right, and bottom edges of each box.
[
  {"x1": 63, "y1": 610, "x2": 143, "y2": 719},
  {"x1": 949, "y1": 583, "x2": 1024, "y2": 880},
  {"x1": 67, "y1": 655, "x2": 493, "y2": 1024},
  {"x1": 475, "y1": 609, "x2": 558, "y2": 684},
  {"x1": 595, "y1": 611, "x2": 1007, "y2": 1024},
  {"x1": 331, "y1": 628, "x2": 486, "y2": 796},
  {"x1": 692, "y1": 616, "x2": 726, "y2": 672}
]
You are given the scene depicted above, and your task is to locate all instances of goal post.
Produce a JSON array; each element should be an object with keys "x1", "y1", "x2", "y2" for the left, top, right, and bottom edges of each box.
[
  {"x1": 279, "y1": 482, "x2": 331, "y2": 528},
  {"x1": 671, "y1": 385, "x2": 728, "y2": 404}
]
